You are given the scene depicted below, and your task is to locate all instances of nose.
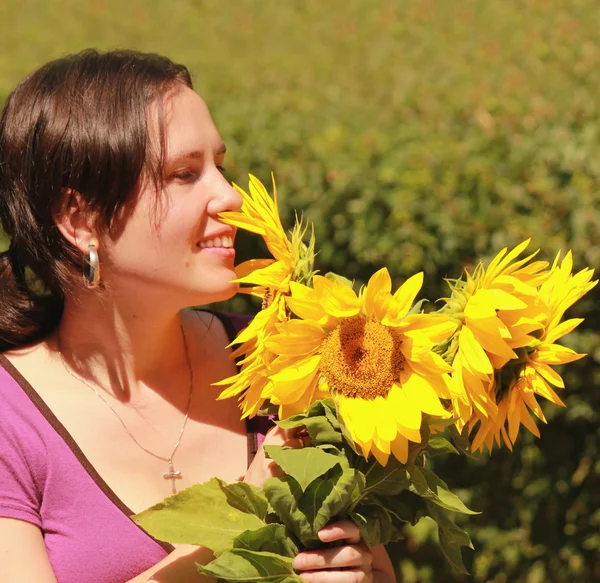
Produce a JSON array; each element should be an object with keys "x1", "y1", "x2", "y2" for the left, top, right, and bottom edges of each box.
[{"x1": 207, "y1": 171, "x2": 243, "y2": 216}]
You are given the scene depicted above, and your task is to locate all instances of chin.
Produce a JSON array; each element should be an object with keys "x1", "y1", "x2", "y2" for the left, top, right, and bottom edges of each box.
[{"x1": 189, "y1": 280, "x2": 240, "y2": 306}]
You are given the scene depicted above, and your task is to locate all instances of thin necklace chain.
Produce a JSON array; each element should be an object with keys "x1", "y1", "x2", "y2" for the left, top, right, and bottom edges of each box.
[{"x1": 57, "y1": 325, "x2": 195, "y2": 492}]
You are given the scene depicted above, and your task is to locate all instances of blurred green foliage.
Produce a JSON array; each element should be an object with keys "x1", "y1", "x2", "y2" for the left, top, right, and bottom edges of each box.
[{"x1": 1, "y1": 0, "x2": 599, "y2": 581}]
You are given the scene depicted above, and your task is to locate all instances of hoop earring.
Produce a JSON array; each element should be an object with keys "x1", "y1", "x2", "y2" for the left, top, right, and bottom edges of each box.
[{"x1": 83, "y1": 244, "x2": 100, "y2": 288}]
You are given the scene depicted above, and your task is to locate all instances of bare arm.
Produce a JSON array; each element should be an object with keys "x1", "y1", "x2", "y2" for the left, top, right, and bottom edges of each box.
[
  {"x1": 0, "y1": 518, "x2": 58, "y2": 582},
  {"x1": 125, "y1": 544, "x2": 216, "y2": 582},
  {"x1": 0, "y1": 518, "x2": 221, "y2": 583}
]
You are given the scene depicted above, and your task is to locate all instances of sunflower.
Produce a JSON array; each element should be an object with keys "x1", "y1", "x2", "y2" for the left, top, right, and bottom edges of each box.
[
  {"x1": 438, "y1": 240, "x2": 551, "y2": 438},
  {"x1": 468, "y1": 250, "x2": 597, "y2": 451},
  {"x1": 264, "y1": 268, "x2": 456, "y2": 465},
  {"x1": 215, "y1": 175, "x2": 315, "y2": 417}
]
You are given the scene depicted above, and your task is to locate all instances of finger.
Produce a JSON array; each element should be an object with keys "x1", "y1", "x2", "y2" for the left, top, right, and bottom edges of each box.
[
  {"x1": 293, "y1": 545, "x2": 371, "y2": 571},
  {"x1": 284, "y1": 434, "x2": 312, "y2": 449},
  {"x1": 262, "y1": 424, "x2": 311, "y2": 449},
  {"x1": 299, "y1": 568, "x2": 370, "y2": 583},
  {"x1": 260, "y1": 425, "x2": 291, "y2": 446},
  {"x1": 318, "y1": 520, "x2": 362, "y2": 545}
]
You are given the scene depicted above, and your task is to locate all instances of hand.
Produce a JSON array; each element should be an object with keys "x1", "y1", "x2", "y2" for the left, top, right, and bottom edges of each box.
[
  {"x1": 293, "y1": 520, "x2": 374, "y2": 583},
  {"x1": 242, "y1": 425, "x2": 309, "y2": 487}
]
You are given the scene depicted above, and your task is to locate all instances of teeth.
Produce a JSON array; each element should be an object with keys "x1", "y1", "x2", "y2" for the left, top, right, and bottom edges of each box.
[{"x1": 198, "y1": 235, "x2": 233, "y2": 249}]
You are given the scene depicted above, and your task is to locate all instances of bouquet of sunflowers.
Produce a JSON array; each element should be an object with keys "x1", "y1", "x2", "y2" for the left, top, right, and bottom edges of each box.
[{"x1": 134, "y1": 175, "x2": 596, "y2": 581}]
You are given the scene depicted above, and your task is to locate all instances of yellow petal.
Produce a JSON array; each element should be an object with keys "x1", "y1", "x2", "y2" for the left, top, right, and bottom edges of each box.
[
  {"x1": 286, "y1": 281, "x2": 328, "y2": 321},
  {"x1": 458, "y1": 325, "x2": 493, "y2": 374},
  {"x1": 545, "y1": 318, "x2": 583, "y2": 344},
  {"x1": 467, "y1": 318, "x2": 517, "y2": 360},
  {"x1": 269, "y1": 354, "x2": 321, "y2": 404},
  {"x1": 391, "y1": 272, "x2": 424, "y2": 319},
  {"x1": 400, "y1": 314, "x2": 457, "y2": 343},
  {"x1": 531, "y1": 362, "x2": 565, "y2": 388},
  {"x1": 364, "y1": 268, "x2": 392, "y2": 320},
  {"x1": 388, "y1": 383, "x2": 422, "y2": 430},
  {"x1": 401, "y1": 374, "x2": 449, "y2": 417},
  {"x1": 234, "y1": 260, "x2": 290, "y2": 288},
  {"x1": 390, "y1": 436, "x2": 409, "y2": 463},
  {"x1": 317, "y1": 277, "x2": 362, "y2": 318},
  {"x1": 338, "y1": 396, "x2": 376, "y2": 443},
  {"x1": 218, "y1": 210, "x2": 266, "y2": 236},
  {"x1": 266, "y1": 320, "x2": 325, "y2": 356},
  {"x1": 535, "y1": 344, "x2": 584, "y2": 365},
  {"x1": 374, "y1": 396, "x2": 399, "y2": 442},
  {"x1": 370, "y1": 444, "x2": 391, "y2": 466},
  {"x1": 234, "y1": 259, "x2": 275, "y2": 279}
]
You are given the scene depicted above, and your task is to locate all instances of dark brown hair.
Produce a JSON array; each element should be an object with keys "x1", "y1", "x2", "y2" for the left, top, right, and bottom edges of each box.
[{"x1": 0, "y1": 49, "x2": 193, "y2": 350}]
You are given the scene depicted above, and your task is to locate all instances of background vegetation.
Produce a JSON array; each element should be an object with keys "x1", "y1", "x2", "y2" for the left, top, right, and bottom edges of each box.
[{"x1": 1, "y1": 1, "x2": 598, "y2": 581}]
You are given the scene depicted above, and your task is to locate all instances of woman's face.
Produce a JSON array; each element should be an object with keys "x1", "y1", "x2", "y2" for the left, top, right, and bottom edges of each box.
[{"x1": 100, "y1": 86, "x2": 243, "y2": 307}]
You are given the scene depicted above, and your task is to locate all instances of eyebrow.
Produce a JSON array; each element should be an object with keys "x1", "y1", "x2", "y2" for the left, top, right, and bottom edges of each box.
[{"x1": 167, "y1": 143, "x2": 227, "y2": 163}]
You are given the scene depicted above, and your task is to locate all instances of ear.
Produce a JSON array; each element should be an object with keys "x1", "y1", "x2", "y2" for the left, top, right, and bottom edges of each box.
[{"x1": 53, "y1": 189, "x2": 100, "y2": 253}]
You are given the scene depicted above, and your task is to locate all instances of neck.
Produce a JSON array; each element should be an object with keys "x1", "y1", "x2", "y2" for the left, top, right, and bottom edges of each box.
[{"x1": 55, "y1": 289, "x2": 195, "y2": 404}]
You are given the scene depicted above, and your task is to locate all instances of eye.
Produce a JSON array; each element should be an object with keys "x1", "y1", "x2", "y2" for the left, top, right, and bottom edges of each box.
[{"x1": 169, "y1": 169, "x2": 200, "y2": 183}]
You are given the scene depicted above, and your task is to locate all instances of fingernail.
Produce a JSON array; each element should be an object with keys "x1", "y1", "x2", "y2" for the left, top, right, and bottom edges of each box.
[{"x1": 318, "y1": 528, "x2": 332, "y2": 542}]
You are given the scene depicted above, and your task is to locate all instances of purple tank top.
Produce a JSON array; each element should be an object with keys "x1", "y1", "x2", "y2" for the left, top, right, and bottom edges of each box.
[{"x1": 0, "y1": 311, "x2": 266, "y2": 583}]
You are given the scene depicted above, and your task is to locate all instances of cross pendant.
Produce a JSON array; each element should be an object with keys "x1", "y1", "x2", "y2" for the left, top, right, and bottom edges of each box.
[{"x1": 163, "y1": 459, "x2": 182, "y2": 495}]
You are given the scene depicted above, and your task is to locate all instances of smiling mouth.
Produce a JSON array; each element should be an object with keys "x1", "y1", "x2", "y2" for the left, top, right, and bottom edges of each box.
[{"x1": 197, "y1": 234, "x2": 234, "y2": 249}]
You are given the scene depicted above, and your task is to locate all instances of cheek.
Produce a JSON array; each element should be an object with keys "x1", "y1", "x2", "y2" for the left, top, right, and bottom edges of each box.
[
  {"x1": 141, "y1": 199, "x2": 202, "y2": 250},
  {"x1": 103, "y1": 193, "x2": 209, "y2": 273}
]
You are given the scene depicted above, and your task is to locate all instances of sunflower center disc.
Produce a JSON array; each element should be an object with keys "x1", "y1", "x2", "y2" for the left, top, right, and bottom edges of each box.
[{"x1": 319, "y1": 314, "x2": 405, "y2": 400}]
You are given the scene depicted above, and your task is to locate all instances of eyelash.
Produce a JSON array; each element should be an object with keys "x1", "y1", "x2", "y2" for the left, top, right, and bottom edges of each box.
[
  {"x1": 171, "y1": 170, "x2": 199, "y2": 182},
  {"x1": 170, "y1": 165, "x2": 226, "y2": 182}
]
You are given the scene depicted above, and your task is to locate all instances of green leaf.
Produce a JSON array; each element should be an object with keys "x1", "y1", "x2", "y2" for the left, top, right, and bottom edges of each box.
[
  {"x1": 324, "y1": 272, "x2": 355, "y2": 289},
  {"x1": 264, "y1": 466, "x2": 364, "y2": 547},
  {"x1": 362, "y1": 455, "x2": 411, "y2": 496},
  {"x1": 264, "y1": 445, "x2": 341, "y2": 491},
  {"x1": 382, "y1": 491, "x2": 424, "y2": 526},
  {"x1": 407, "y1": 298, "x2": 428, "y2": 315},
  {"x1": 448, "y1": 424, "x2": 474, "y2": 456},
  {"x1": 277, "y1": 415, "x2": 343, "y2": 445},
  {"x1": 308, "y1": 416, "x2": 345, "y2": 445},
  {"x1": 263, "y1": 476, "x2": 313, "y2": 546},
  {"x1": 276, "y1": 400, "x2": 343, "y2": 445},
  {"x1": 233, "y1": 524, "x2": 299, "y2": 557},
  {"x1": 302, "y1": 467, "x2": 364, "y2": 538},
  {"x1": 197, "y1": 549, "x2": 302, "y2": 582},
  {"x1": 425, "y1": 501, "x2": 474, "y2": 574},
  {"x1": 218, "y1": 479, "x2": 269, "y2": 520},
  {"x1": 350, "y1": 504, "x2": 403, "y2": 547},
  {"x1": 426, "y1": 437, "x2": 460, "y2": 457},
  {"x1": 439, "y1": 527, "x2": 473, "y2": 575},
  {"x1": 408, "y1": 467, "x2": 477, "y2": 515},
  {"x1": 275, "y1": 399, "x2": 337, "y2": 426},
  {"x1": 132, "y1": 478, "x2": 266, "y2": 551},
  {"x1": 423, "y1": 415, "x2": 457, "y2": 429},
  {"x1": 257, "y1": 402, "x2": 280, "y2": 417}
]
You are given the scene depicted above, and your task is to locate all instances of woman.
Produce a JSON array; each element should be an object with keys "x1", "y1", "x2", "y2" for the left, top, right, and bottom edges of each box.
[{"x1": 0, "y1": 50, "x2": 396, "y2": 582}]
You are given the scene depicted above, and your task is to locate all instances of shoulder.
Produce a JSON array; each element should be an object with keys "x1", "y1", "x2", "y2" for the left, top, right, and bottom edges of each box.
[
  {"x1": 0, "y1": 358, "x2": 47, "y2": 525},
  {"x1": 214, "y1": 312, "x2": 254, "y2": 337},
  {"x1": 0, "y1": 357, "x2": 49, "y2": 465}
]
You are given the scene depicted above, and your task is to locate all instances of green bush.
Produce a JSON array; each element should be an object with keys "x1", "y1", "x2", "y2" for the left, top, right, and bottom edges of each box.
[{"x1": 1, "y1": 1, "x2": 599, "y2": 581}]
